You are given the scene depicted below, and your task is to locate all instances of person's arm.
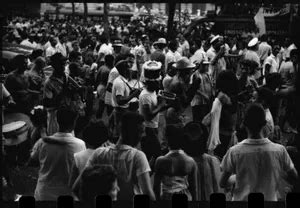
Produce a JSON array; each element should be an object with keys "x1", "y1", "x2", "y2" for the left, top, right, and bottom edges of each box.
[
  {"x1": 188, "y1": 161, "x2": 198, "y2": 201},
  {"x1": 264, "y1": 63, "x2": 271, "y2": 78},
  {"x1": 69, "y1": 157, "x2": 80, "y2": 189},
  {"x1": 282, "y1": 147, "x2": 298, "y2": 185},
  {"x1": 153, "y1": 158, "x2": 162, "y2": 200},
  {"x1": 141, "y1": 96, "x2": 167, "y2": 121},
  {"x1": 116, "y1": 90, "x2": 140, "y2": 106},
  {"x1": 219, "y1": 149, "x2": 235, "y2": 189},
  {"x1": 138, "y1": 172, "x2": 156, "y2": 201},
  {"x1": 135, "y1": 151, "x2": 156, "y2": 200},
  {"x1": 26, "y1": 139, "x2": 42, "y2": 167}
]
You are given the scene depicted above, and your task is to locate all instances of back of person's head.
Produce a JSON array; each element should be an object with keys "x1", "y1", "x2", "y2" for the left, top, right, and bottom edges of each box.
[
  {"x1": 56, "y1": 108, "x2": 78, "y2": 132},
  {"x1": 82, "y1": 120, "x2": 108, "y2": 148},
  {"x1": 115, "y1": 60, "x2": 129, "y2": 76},
  {"x1": 216, "y1": 70, "x2": 239, "y2": 97},
  {"x1": 243, "y1": 103, "x2": 266, "y2": 135},
  {"x1": 183, "y1": 122, "x2": 208, "y2": 157},
  {"x1": 168, "y1": 40, "x2": 178, "y2": 52},
  {"x1": 80, "y1": 165, "x2": 118, "y2": 202},
  {"x1": 104, "y1": 54, "x2": 115, "y2": 68},
  {"x1": 256, "y1": 87, "x2": 274, "y2": 108},
  {"x1": 166, "y1": 124, "x2": 185, "y2": 150},
  {"x1": 121, "y1": 112, "x2": 144, "y2": 147},
  {"x1": 12, "y1": 54, "x2": 27, "y2": 70}
]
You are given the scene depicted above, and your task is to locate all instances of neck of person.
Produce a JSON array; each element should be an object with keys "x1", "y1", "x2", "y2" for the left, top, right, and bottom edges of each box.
[
  {"x1": 248, "y1": 131, "x2": 264, "y2": 140},
  {"x1": 58, "y1": 128, "x2": 73, "y2": 134}
]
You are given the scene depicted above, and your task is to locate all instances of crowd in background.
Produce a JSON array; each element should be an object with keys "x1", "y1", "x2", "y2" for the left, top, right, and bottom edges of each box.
[{"x1": 1, "y1": 15, "x2": 300, "y2": 204}]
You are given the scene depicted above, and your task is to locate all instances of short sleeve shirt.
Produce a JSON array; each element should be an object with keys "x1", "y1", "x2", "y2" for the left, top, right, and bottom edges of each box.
[
  {"x1": 86, "y1": 145, "x2": 151, "y2": 200},
  {"x1": 139, "y1": 89, "x2": 159, "y2": 128},
  {"x1": 111, "y1": 75, "x2": 130, "y2": 108},
  {"x1": 220, "y1": 138, "x2": 295, "y2": 201}
]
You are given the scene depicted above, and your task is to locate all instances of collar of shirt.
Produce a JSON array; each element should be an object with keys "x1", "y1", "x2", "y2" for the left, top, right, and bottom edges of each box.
[
  {"x1": 53, "y1": 132, "x2": 74, "y2": 138},
  {"x1": 114, "y1": 144, "x2": 132, "y2": 150},
  {"x1": 167, "y1": 149, "x2": 185, "y2": 155},
  {"x1": 241, "y1": 138, "x2": 271, "y2": 145}
]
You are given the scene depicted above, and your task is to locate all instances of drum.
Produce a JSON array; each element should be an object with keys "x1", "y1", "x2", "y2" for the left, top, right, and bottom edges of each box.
[{"x1": 2, "y1": 121, "x2": 28, "y2": 146}]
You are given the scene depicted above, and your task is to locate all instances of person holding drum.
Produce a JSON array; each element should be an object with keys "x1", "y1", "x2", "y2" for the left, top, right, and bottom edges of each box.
[{"x1": 139, "y1": 61, "x2": 168, "y2": 167}]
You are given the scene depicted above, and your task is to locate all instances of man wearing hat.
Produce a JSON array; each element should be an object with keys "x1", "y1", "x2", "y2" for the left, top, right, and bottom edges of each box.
[
  {"x1": 190, "y1": 60, "x2": 214, "y2": 123},
  {"x1": 139, "y1": 61, "x2": 168, "y2": 162},
  {"x1": 111, "y1": 60, "x2": 141, "y2": 139},
  {"x1": 166, "y1": 57, "x2": 197, "y2": 125},
  {"x1": 206, "y1": 35, "x2": 226, "y2": 87},
  {"x1": 244, "y1": 37, "x2": 261, "y2": 68},
  {"x1": 244, "y1": 37, "x2": 262, "y2": 84},
  {"x1": 43, "y1": 53, "x2": 69, "y2": 135},
  {"x1": 150, "y1": 38, "x2": 167, "y2": 76}
]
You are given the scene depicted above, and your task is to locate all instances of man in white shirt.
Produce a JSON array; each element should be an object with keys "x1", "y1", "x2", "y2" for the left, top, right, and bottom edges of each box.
[
  {"x1": 220, "y1": 103, "x2": 298, "y2": 201},
  {"x1": 98, "y1": 36, "x2": 113, "y2": 62},
  {"x1": 263, "y1": 44, "x2": 281, "y2": 82},
  {"x1": 56, "y1": 33, "x2": 68, "y2": 57},
  {"x1": 207, "y1": 35, "x2": 226, "y2": 87},
  {"x1": 258, "y1": 34, "x2": 272, "y2": 65},
  {"x1": 20, "y1": 33, "x2": 38, "y2": 48},
  {"x1": 177, "y1": 33, "x2": 190, "y2": 58},
  {"x1": 190, "y1": 39, "x2": 207, "y2": 65},
  {"x1": 165, "y1": 40, "x2": 182, "y2": 73},
  {"x1": 111, "y1": 60, "x2": 141, "y2": 138},
  {"x1": 45, "y1": 37, "x2": 58, "y2": 62}
]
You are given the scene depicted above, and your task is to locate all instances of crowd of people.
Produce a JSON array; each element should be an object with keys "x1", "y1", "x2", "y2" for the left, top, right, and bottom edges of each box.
[{"x1": 1, "y1": 15, "x2": 300, "y2": 205}]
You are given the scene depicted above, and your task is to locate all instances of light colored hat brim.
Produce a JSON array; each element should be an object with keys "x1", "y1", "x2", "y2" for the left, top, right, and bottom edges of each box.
[
  {"x1": 172, "y1": 63, "x2": 196, "y2": 69},
  {"x1": 210, "y1": 35, "x2": 220, "y2": 44},
  {"x1": 248, "y1": 38, "x2": 259, "y2": 47},
  {"x1": 144, "y1": 76, "x2": 162, "y2": 81}
]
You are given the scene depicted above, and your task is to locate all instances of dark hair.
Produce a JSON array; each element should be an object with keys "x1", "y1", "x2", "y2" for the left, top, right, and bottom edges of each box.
[
  {"x1": 30, "y1": 107, "x2": 47, "y2": 127},
  {"x1": 144, "y1": 80, "x2": 159, "y2": 92},
  {"x1": 69, "y1": 51, "x2": 82, "y2": 62},
  {"x1": 256, "y1": 87, "x2": 274, "y2": 108},
  {"x1": 82, "y1": 120, "x2": 108, "y2": 148},
  {"x1": 105, "y1": 54, "x2": 115, "y2": 69},
  {"x1": 115, "y1": 60, "x2": 129, "y2": 76},
  {"x1": 56, "y1": 108, "x2": 78, "y2": 131},
  {"x1": 260, "y1": 34, "x2": 267, "y2": 42},
  {"x1": 80, "y1": 165, "x2": 117, "y2": 202},
  {"x1": 168, "y1": 40, "x2": 178, "y2": 52},
  {"x1": 30, "y1": 49, "x2": 44, "y2": 61},
  {"x1": 243, "y1": 103, "x2": 266, "y2": 134},
  {"x1": 12, "y1": 54, "x2": 27, "y2": 70},
  {"x1": 121, "y1": 112, "x2": 144, "y2": 147},
  {"x1": 183, "y1": 122, "x2": 208, "y2": 157},
  {"x1": 290, "y1": 49, "x2": 299, "y2": 58},
  {"x1": 165, "y1": 124, "x2": 184, "y2": 150},
  {"x1": 216, "y1": 70, "x2": 239, "y2": 97},
  {"x1": 265, "y1": 73, "x2": 283, "y2": 91}
]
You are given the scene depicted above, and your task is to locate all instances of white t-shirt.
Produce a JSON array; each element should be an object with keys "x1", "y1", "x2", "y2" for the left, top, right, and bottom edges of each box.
[
  {"x1": 165, "y1": 50, "x2": 182, "y2": 70},
  {"x1": 56, "y1": 42, "x2": 67, "y2": 57},
  {"x1": 20, "y1": 39, "x2": 37, "y2": 48},
  {"x1": 46, "y1": 46, "x2": 57, "y2": 58},
  {"x1": 258, "y1": 42, "x2": 272, "y2": 63},
  {"x1": 111, "y1": 75, "x2": 131, "y2": 108},
  {"x1": 74, "y1": 149, "x2": 95, "y2": 174},
  {"x1": 190, "y1": 47, "x2": 207, "y2": 64},
  {"x1": 244, "y1": 50, "x2": 261, "y2": 68},
  {"x1": 98, "y1": 43, "x2": 113, "y2": 56},
  {"x1": 105, "y1": 67, "x2": 119, "y2": 105},
  {"x1": 263, "y1": 54, "x2": 279, "y2": 74},
  {"x1": 139, "y1": 89, "x2": 159, "y2": 128}
]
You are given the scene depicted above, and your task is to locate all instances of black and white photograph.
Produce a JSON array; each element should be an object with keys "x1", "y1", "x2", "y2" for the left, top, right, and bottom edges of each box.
[{"x1": 1, "y1": 1, "x2": 300, "y2": 207}]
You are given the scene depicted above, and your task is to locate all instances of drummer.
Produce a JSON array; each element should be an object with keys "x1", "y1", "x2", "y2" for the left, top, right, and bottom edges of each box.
[
  {"x1": 139, "y1": 61, "x2": 168, "y2": 163},
  {"x1": 2, "y1": 118, "x2": 32, "y2": 167}
]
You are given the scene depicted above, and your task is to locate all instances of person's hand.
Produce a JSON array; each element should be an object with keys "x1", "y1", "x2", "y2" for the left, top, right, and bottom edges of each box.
[
  {"x1": 131, "y1": 89, "x2": 141, "y2": 98},
  {"x1": 7, "y1": 96, "x2": 16, "y2": 106}
]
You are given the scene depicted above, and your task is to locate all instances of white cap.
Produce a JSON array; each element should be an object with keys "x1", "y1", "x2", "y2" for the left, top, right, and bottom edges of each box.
[
  {"x1": 248, "y1": 37, "x2": 259, "y2": 47},
  {"x1": 210, "y1": 35, "x2": 220, "y2": 44}
]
